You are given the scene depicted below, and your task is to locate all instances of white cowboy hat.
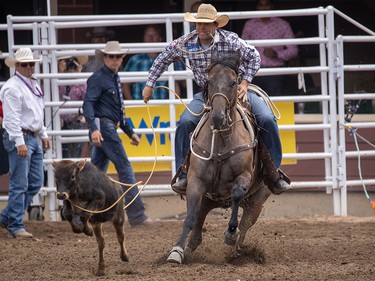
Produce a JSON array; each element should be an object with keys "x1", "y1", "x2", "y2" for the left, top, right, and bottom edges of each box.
[
  {"x1": 58, "y1": 52, "x2": 88, "y2": 66},
  {"x1": 5, "y1": 47, "x2": 42, "y2": 68},
  {"x1": 184, "y1": 3, "x2": 229, "y2": 28},
  {"x1": 95, "y1": 41, "x2": 128, "y2": 59}
]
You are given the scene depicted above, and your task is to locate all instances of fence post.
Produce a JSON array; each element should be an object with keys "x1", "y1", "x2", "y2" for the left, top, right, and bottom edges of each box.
[
  {"x1": 326, "y1": 6, "x2": 341, "y2": 215},
  {"x1": 336, "y1": 35, "x2": 347, "y2": 216}
]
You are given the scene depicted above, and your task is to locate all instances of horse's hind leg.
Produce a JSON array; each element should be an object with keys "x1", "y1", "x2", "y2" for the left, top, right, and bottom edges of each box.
[
  {"x1": 92, "y1": 223, "x2": 106, "y2": 276},
  {"x1": 238, "y1": 184, "x2": 271, "y2": 247}
]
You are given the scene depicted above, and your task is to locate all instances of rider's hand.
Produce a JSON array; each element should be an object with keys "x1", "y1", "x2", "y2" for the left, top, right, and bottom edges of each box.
[
  {"x1": 237, "y1": 80, "x2": 250, "y2": 102},
  {"x1": 142, "y1": 86, "x2": 154, "y2": 103}
]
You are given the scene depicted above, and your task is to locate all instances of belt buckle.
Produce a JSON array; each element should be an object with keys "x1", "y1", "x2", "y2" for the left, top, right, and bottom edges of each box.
[{"x1": 33, "y1": 131, "x2": 39, "y2": 137}]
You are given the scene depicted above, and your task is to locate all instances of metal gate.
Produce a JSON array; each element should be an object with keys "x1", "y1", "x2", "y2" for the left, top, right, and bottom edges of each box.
[{"x1": 0, "y1": 6, "x2": 374, "y2": 220}]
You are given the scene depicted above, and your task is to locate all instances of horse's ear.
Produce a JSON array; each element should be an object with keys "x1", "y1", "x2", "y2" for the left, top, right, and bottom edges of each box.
[
  {"x1": 234, "y1": 49, "x2": 241, "y2": 67},
  {"x1": 211, "y1": 48, "x2": 219, "y2": 63}
]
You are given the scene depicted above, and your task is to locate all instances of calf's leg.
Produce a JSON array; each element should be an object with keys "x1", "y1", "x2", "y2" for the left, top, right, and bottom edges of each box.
[
  {"x1": 113, "y1": 206, "x2": 129, "y2": 262},
  {"x1": 62, "y1": 201, "x2": 84, "y2": 233},
  {"x1": 80, "y1": 212, "x2": 93, "y2": 237},
  {"x1": 92, "y1": 222, "x2": 105, "y2": 276}
]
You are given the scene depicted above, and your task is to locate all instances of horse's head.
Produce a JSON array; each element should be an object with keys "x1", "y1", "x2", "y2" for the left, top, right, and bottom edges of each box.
[{"x1": 205, "y1": 50, "x2": 241, "y2": 130}]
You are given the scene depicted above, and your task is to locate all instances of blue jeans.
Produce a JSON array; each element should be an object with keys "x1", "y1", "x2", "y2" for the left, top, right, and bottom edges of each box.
[
  {"x1": 0, "y1": 130, "x2": 44, "y2": 234},
  {"x1": 174, "y1": 91, "x2": 282, "y2": 175},
  {"x1": 90, "y1": 119, "x2": 147, "y2": 226}
]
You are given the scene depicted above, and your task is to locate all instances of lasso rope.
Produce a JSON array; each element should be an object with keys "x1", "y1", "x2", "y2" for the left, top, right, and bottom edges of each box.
[
  {"x1": 175, "y1": 31, "x2": 216, "y2": 55},
  {"x1": 65, "y1": 104, "x2": 159, "y2": 214},
  {"x1": 67, "y1": 62, "x2": 280, "y2": 214},
  {"x1": 248, "y1": 84, "x2": 281, "y2": 120},
  {"x1": 156, "y1": 85, "x2": 207, "y2": 116}
]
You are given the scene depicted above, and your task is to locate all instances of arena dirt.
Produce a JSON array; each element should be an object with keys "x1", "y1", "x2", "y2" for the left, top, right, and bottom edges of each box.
[{"x1": 0, "y1": 215, "x2": 374, "y2": 281}]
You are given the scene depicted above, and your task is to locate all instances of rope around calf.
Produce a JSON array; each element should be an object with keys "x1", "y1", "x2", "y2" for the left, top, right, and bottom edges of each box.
[{"x1": 60, "y1": 104, "x2": 158, "y2": 214}]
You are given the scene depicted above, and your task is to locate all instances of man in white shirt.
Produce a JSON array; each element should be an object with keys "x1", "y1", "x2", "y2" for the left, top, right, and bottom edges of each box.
[{"x1": 0, "y1": 47, "x2": 51, "y2": 238}]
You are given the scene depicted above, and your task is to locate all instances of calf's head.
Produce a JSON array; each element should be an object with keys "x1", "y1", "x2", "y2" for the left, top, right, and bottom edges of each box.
[{"x1": 52, "y1": 160, "x2": 86, "y2": 200}]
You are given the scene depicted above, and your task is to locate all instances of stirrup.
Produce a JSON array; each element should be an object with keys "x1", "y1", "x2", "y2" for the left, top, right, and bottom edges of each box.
[{"x1": 171, "y1": 178, "x2": 187, "y2": 195}]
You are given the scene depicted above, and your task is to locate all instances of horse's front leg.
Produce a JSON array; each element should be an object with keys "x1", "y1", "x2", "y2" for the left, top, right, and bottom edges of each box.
[
  {"x1": 224, "y1": 177, "x2": 248, "y2": 246},
  {"x1": 186, "y1": 197, "x2": 217, "y2": 254},
  {"x1": 167, "y1": 186, "x2": 204, "y2": 264}
]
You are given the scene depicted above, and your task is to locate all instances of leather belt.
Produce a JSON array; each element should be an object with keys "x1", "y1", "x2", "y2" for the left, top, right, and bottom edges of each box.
[
  {"x1": 100, "y1": 117, "x2": 119, "y2": 126},
  {"x1": 22, "y1": 129, "x2": 39, "y2": 137}
]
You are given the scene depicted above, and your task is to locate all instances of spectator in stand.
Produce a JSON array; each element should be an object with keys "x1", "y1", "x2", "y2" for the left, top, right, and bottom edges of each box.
[
  {"x1": 82, "y1": 27, "x2": 116, "y2": 73},
  {"x1": 122, "y1": 25, "x2": 181, "y2": 100},
  {"x1": 57, "y1": 52, "x2": 88, "y2": 158},
  {"x1": 241, "y1": 0, "x2": 298, "y2": 96},
  {"x1": 0, "y1": 47, "x2": 51, "y2": 238}
]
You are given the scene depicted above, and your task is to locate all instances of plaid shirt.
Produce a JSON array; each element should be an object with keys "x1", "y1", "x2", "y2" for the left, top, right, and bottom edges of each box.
[{"x1": 146, "y1": 29, "x2": 261, "y2": 89}]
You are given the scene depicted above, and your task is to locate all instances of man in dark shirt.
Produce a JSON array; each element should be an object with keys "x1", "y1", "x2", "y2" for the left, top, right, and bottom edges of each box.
[{"x1": 83, "y1": 41, "x2": 153, "y2": 227}]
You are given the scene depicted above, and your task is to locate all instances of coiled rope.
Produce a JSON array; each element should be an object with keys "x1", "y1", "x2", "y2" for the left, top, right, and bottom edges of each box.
[{"x1": 343, "y1": 124, "x2": 375, "y2": 211}]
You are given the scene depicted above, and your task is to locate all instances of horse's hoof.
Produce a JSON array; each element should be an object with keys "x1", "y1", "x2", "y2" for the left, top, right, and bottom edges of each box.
[
  {"x1": 167, "y1": 246, "x2": 184, "y2": 264},
  {"x1": 224, "y1": 228, "x2": 240, "y2": 246}
]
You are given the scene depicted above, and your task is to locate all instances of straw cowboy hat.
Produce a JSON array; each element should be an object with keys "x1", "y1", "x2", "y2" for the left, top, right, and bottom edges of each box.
[
  {"x1": 5, "y1": 47, "x2": 42, "y2": 68},
  {"x1": 95, "y1": 41, "x2": 127, "y2": 59},
  {"x1": 58, "y1": 52, "x2": 88, "y2": 66},
  {"x1": 184, "y1": 3, "x2": 229, "y2": 28}
]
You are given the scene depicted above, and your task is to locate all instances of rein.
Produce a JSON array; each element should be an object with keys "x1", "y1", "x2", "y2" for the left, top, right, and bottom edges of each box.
[{"x1": 190, "y1": 104, "x2": 256, "y2": 162}]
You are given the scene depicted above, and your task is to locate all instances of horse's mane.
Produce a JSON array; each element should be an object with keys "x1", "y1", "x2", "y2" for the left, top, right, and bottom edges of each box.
[
  {"x1": 207, "y1": 52, "x2": 240, "y2": 75},
  {"x1": 202, "y1": 51, "x2": 241, "y2": 102}
]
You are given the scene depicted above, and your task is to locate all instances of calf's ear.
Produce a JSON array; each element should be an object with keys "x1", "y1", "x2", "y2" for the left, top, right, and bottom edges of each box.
[{"x1": 76, "y1": 159, "x2": 87, "y2": 173}]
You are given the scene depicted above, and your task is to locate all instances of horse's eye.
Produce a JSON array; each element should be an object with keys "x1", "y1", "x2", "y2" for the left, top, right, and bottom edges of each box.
[{"x1": 229, "y1": 81, "x2": 236, "y2": 87}]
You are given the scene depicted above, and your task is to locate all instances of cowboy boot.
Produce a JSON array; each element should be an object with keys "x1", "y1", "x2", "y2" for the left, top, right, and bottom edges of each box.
[
  {"x1": 171, "y1": 164, "x2": 187, "y2": 195},
  {"x1": 171, "y1": 175, "x2": 187, "y2": 195},
  {"x1": 171, "y1": 151, "x2": 191, "y2": 195},
  {"x1": 259, "y1": 141, "x2": 292, "y2": 195}
]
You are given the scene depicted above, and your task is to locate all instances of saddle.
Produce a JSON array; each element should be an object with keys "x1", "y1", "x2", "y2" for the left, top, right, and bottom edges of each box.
[{"x1": 171, "y1": 101, "x2": 259, "y2": 197}]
